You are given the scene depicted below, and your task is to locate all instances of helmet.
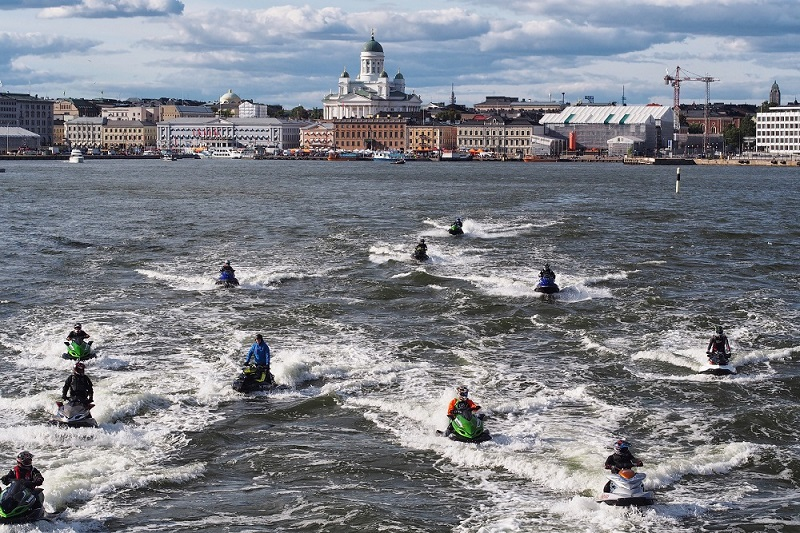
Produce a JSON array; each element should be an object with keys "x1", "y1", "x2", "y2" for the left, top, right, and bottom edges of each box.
[
  {"x1": 544, "y1": 263, "x2": 550, "y2": 269},
  {"x1": 420, "y1": 238, "x2": 425, "y2": 243},
  {"x1": 16, "y1": 451, "x2": 33, "y2": 468},
  {"x1": 715, "y1": 325, "x2": 723, "y2": 335},
  {"x1": 74, "y1": 323, "x2": 82, "y2": 329},
  {"x1": 614, "y1": 439, "x2": 630, "y2": 453},
  {"x1": 456, "y1": 217, "x2": 462, "y2": 222},
  {"x1": 224, "y1": 260, "x2": 231, "y2": 265},
  {"x1": 456, "y1": 385, "x2": 469, "y2": 399},
  {"x1": 74, "y1": 362, "x2": 86, "y2": 375}
]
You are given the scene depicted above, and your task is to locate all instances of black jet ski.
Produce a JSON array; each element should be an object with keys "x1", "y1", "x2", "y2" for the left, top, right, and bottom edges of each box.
[
  {"x1": 534, "y1": 275, "x2": 560, "y2": 294},
  {"x1": 232, "y1": 364, "x2": 276, "y2": 393},
  {"x1": 62, "y1": 340, "x2": 95, "y2": 361},
  {"x1": 216, "y1": 270, "x2": 239, "y2": 287},
  {"x1": 699, "y1": 351, "x2": 737, "y2": 376},
  {"x1": 50, "y1": 398, "x2": 98, "y2": 428},
  {"x1": 597, "y1": 468, "x2": 654, "y2": 506},
  {"x1": 438, "y1": 403, "x2": 492, "y2": 443},
  {"x1": 0, "y1": 480, "x2": 45, "y2": 523}
]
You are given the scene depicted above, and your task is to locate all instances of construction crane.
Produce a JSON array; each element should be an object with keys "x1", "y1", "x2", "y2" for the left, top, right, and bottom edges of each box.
[{"x1": 664, "y1": 66, "x2": 718, "y2": 153}]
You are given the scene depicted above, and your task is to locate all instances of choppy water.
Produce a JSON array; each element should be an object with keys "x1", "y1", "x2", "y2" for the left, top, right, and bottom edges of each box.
[{"x1": 0, "y1": 158, "x2": 798, "y2": 532}]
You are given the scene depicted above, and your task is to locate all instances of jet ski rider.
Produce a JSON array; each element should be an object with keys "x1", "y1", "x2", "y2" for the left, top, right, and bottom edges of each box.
[
  {"x1": 706, "y1": 325, "x2": 732, "y2": 365},
  {"x1": 220, "y1": 260, "x2": 235, "y2": 275},
  {"x1": 66, "y1": 322, "x2": 90, "y2": 343},
  {"x1": 539, "y1": 263, "x2": 555, "y2": 280},
  {"x1": 603, "y1": 439, "x2": 643, "y2": 492},
  {"x1": 62, "y1": 362, "x2": 94, "y2": 407},
  {"x1": 244, "y1": 334, "x2": 272, "y2": 384},
  {"x1": 444, "y1": 385, "x2": 482, "y2": 435},
  {"x1": 1, "y1": 451, "x2": 45, "y2": 505}
]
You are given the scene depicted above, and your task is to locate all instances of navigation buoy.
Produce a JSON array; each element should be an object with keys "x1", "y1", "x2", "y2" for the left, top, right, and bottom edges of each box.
[{"x1": 675, "y1": 167, "x2": 681, "y2": 193}]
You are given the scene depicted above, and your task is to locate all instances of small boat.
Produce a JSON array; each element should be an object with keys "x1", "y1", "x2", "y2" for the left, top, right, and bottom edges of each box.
[
  {"x1": 68, "y1": 149, "x2": 84, "y2": 163},
  {"x1": 391, "y1": 159, "x2": 406, "y2": 165},
  {"x1": 373, "y1": 150, "x2": 405, "y2": 162},
  {"x1": 162, "y1": 152, "x2": 177, "y2": 161}
]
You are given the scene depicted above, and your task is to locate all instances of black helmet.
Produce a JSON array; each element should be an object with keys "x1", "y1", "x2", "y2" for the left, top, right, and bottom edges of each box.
[
  {"x1": 715, "y1": 325, "x2": 723, "y2": 335},
  {"x1": 544, "y1": 263, "x2": 550, "y2": 269},
  {"x1": 74, "y1": 323, "x2": 82, "y2": 329},
  {"x1": 16, "y1": 451, "x2": 33, "y2": 468},
  {"x1": 74, "y1": 362, "x2": 86, "y2": 375},
  {"x1": 456, "y1": 385, "x2": 469, "y2": 398}
]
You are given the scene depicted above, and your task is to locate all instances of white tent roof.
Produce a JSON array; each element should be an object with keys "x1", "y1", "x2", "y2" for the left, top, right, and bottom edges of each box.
[{"x1": 540, "y1": 105, "x2": 672, "y2": 126}]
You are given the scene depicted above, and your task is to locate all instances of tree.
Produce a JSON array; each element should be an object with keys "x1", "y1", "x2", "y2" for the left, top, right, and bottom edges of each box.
[
  {"x1": 435, "y1": 109, "x2": 461, "y2": 122},
  {"x1": 289, "y1": 106, "x2": 309, "y2": 120},
  {"x1": 687, "y1": 123, "x2": 704, "y2": 134}
]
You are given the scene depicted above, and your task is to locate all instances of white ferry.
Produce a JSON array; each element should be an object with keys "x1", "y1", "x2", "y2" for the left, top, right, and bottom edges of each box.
[
  {"x1": 211, "y1": 148, "x2": 244, "y2": 159},
  {"x1": 68, "y1": 149, "x2": 84, "y2": 163}
]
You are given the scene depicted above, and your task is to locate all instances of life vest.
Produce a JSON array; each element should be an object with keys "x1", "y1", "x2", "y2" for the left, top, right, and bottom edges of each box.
[
  {"x1": 69, "y1": 375, "x2": 90, "y2": 395},
  {"x1": 710, "y1": 335, "x2": 728, "y2": 352},
  {"x1": 13, "y1": 466, "x2": 33, "y2": 480}
]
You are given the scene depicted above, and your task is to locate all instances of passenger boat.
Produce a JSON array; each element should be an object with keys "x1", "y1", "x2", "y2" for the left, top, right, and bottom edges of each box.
[
  {"x1": 373, "y1": 150, "x2": 405, "y2": 162},
  {"x1": 211, "y1": 148, "x2": 244, "y2": 159},
  {"x1": 68, "y1": 149, "x2": 84, "y2": 163}
]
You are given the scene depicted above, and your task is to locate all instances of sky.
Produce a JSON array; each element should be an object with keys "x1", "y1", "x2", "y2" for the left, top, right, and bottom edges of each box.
[{"x1": 1, "y1": 0, "x2": 798, "y2": 110}]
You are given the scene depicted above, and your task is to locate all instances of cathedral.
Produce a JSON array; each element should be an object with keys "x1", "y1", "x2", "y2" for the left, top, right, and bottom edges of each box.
[{"x1": 322, "y1": 31, "x2": 422, "y2": 120}]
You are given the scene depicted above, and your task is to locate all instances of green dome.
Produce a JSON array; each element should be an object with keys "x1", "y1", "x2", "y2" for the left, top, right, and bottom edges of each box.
[
  {"x1": 341, "y1": 67, "x2": 350, "y2": 78},
  {"x1": 394, "y1": 71, "x2": 404, "y2": 80},
  {"x1": 362, "y1": 35, "x2": 383, "y2": 53},
  {"x1": 380, "y1": 70, "x2": 389, "y2": 78}
]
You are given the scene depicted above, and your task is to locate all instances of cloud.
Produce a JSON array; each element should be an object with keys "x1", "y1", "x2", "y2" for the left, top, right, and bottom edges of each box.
[{"x1": 38, "y1": 0, "x2": 183, "y2": 18}]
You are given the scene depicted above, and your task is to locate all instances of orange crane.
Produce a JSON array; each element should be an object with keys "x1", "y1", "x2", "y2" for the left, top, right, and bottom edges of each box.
[{"x1": 664, "y1": 66, "x2": 718, "y2": 153}]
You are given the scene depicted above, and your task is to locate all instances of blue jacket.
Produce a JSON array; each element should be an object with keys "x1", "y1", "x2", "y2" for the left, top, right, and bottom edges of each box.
[{"x1": 245, "y1": 340, "x2": 271, "y2": 366}]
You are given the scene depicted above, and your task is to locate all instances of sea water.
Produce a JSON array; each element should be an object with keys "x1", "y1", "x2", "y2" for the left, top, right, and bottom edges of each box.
[{"x1": 0, "y1": 159, "x2": 798, "y2": 532}]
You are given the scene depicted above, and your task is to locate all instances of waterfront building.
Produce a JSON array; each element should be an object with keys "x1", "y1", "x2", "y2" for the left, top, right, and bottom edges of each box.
[
  {"x1": 0, "y1": 92, "x2": 55, "y2": 145},
  {"x1": 457, "y1": 116, "x2": 541, "y2": 158},
  {"x1": 64, "y1": 117, "x2": 105, "y2": 150},
  {"x1": 322, "y1": 32, "x2": 422, "y2": 120},
  {"x1": 332, "y1": 115, "x2": 410, "y2": 151},
  {"x1": 301, "y1": 122, "x2": 335, "y2": 150},
  {"x1": 101, "y1": 120, "x2": 157, "y2": 151},
  {"x1": 539, "y1": 104, "x2": 672, "y2": 156},
  {"x1": 156, "y1": 117, "x2": 309, "y2": 152},
  {"x1": 755, "y1": 105, "x2": 800, "y2": 155},
  {"x1": 407, "y1": 123, "x2": 458, "y2": 154}
]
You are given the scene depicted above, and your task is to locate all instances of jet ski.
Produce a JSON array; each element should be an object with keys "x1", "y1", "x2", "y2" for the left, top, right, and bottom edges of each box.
[
  {"x1": 534, "y1": 275, "x2": 560, "y2": 294},
  {"x1": 62, "y1": 340, "x2": 95, "y2": 361},
  {"x1": 411, "y1": 244, "x2": 429, "y2": 261},
  {"x1": 439, "y1": 404, "x2": 492, "y2": 443},
  {"x1": 597, "y1": 468, "x2": 654, "y2": 506},
  {"x1": 699, "y1": 351, "x2": 737, "y2": 376},
  {"x1": 448, "y1": 221, "x2": 464, "y2": 235},
  {"x1": 50, "y1": 398, "x2": 98, "y2": 428},
  {"x1": 0, "y1": 479, "x2": 45, "y2": 523},
  {"x1": 216, "y1": 270, "x2": 239, "y2": 287},
  {"x1": 232, "y1": 364, "x2": 276, "y2": 393}
]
